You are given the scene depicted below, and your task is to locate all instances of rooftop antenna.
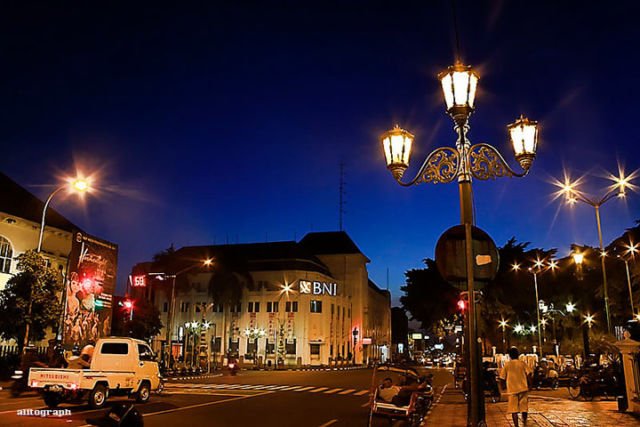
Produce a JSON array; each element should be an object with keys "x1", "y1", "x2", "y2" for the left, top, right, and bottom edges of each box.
[
  {"x1": 339, "y1": 161, "x2": 347, "y2": 231},
  {"x1": 386, "y1": 267, "x2": 390, "y2": 291}
]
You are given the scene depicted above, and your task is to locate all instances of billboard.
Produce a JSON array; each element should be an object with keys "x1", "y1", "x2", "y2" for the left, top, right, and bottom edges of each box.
[{"x1": 63, "y1": 231, "x2": 118, "y2": 348}]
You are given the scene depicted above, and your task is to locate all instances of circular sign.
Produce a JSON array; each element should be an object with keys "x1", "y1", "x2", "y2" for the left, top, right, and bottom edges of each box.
[{"x1": 435, "y1": 224, "x2": 499, "y2": 289}]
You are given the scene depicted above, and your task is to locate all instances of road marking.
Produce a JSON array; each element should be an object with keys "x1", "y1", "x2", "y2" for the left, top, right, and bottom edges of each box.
[
  {"x1": 338, "y1": 388, "x2": 356, "y2": 395},
  {"x1": 267, "y1": 385, "x2": 291, "y2": 390},
  {"x1": 354, "y1": 390, "x2": 369, "y2": 396},
  {"x1": 75, "y1": 390, "x2": 277, "y2": 427},
  {"x1": 318, "y1": 419, "x2": 338, "y2": 427},
  {"x1": 295, "y1": 386, "x2": 315, "y2": 392},
  {"x1": 281, "y1": 386, "x2": 303, "y2": 390},
  {"x1": 309, "y1": 387, "x2": 330, "y2": 393},
  {"x1": 323, "y1": 388, "x2": 342, "y2": 394}
]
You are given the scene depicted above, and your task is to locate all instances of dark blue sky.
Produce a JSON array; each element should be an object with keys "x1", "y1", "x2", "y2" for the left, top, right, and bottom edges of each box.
[{"x1": 2, "y1": 1, "x2": 639, "y2": 303}]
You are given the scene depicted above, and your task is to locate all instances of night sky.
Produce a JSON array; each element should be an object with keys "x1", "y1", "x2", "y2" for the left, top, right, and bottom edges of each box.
[{"x1": 2, "y1": 1, "x2": 639, "y2": 303}]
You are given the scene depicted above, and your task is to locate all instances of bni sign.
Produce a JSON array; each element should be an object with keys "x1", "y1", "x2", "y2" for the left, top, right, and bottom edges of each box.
[{"x1": 299, "y1": 280, "x2": 338, "y2": 296}]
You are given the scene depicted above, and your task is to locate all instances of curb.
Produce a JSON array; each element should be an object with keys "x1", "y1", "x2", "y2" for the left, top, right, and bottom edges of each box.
[{"x1": 421, "y1": 383, "x2": 449, "y2": 426}]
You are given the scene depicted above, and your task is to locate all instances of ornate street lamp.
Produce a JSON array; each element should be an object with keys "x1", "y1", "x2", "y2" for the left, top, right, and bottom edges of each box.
[{"x1": 381, "y1": 61, "x2": 538, "y2": 426}]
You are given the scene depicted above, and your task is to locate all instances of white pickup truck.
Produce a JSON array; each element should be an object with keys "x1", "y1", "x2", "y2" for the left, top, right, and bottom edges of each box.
[{"x1": 29, "y1": 337, "x2": 162, "y2": 409}]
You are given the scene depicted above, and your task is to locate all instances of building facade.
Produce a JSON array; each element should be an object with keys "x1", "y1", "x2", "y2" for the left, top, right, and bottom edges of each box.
[
  {"x1": 0, "y1": 172, "x2": 117, "y2": 348},
  {"x1": 133, "y1": 231, "x2": 392, "y2": 367}
]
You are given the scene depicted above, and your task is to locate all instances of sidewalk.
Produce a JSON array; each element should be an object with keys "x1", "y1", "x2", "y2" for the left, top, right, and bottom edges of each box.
[{"x1": 426, "y1": 387, "x2": 640, "y2": 426}]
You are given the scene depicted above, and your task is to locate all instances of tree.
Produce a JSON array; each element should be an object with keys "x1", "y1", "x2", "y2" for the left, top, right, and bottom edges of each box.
[
  {"x1": 111, "y1": 297, "x2": 163, "y2": 341},
  {"x1": 0, "y1": 250, "x2": 63, "y2": 350}
]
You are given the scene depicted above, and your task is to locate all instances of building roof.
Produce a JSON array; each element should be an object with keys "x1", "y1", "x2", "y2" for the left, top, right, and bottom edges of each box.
[
  {"x1": 368, "y1": 279, "x2": 390, "y2": 297},
  {"x1": 0, "y1": 172, "x2": 79, "y2": 232},
  {"x1": 171, "y1": 240, "x2": 333, "y2": 277},
  {"x1": 299, "y1": 231, "x2": 366, "y2": 257}
]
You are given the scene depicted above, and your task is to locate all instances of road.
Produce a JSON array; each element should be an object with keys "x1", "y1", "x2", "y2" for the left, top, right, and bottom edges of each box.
[{"x1": 0, "y1": 367, "x2": 453, "y2": 427}]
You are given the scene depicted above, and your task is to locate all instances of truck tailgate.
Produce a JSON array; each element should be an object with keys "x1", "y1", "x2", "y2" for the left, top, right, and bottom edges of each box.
[{"x1": 28, "y1": 368, "x2": 84, "y2": 389}]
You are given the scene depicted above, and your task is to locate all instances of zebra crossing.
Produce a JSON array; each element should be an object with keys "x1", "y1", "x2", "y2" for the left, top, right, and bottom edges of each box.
[{"x1": 164, "y1": 382, "x2": 370, "y2": 397}]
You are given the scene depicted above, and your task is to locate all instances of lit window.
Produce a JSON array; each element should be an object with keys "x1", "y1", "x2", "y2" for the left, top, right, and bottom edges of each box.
[
  {"x1": 310, "y1": 300, "x2": 322, "y2": 313},
  {"x1": 0, "y1": 236, "x2": 12, "y2": 274}
]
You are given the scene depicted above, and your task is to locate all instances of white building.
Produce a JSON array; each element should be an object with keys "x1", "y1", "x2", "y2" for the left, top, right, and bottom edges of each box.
[{"x1": 134, "y1": 232, "x2": 392, "y2": 367}]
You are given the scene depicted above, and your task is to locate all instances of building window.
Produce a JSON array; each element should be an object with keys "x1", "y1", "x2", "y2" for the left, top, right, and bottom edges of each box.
[
  {"x1": 254, "y1": 302, "x2": 260, "y2": 312},
  {"x1": 343, "y1": 307, "x2": 345, "y2": 318},
  {"x1": 228, "y1": 339, "x2": 239, "y2": 357},
  {"x1": 267, "y1": 301, "x2": 279, "y2": 312},
  {"x1": 0, "y1": 236, "x2": 12, "y2": 274},
  {"x1": 330, "y1": 344, "x2": 333, "y2": 356},
  {"x1": 230, "y1": 303, "x2": 241, "y2": 313},
  {"x1": 286, "y1": 339, "x2": 296, "y2": 355},
  {"x1": 212, "y1": 337, "x2": 221, "y2": 353},
  {"x1": 248, "y1": 302, "x2": 253, "y2": 312},
  {"x1": 246, "y1": 339, "x2": 257, "y2": 358},
  {"x1": 213, "y1": 303, "x2": 223, "y2": 312},
  {"x1": 266, "y1": 340, "x2": 275, "y2": 354},
  {"x1": 331, "y1": 304, "x2": 334, "y2": 315},
  {"x1": 310, "y1": 300, "x2": 322, "y2": 313},
  {"x1": 285, "y1": 301, "x2": 298, "y2": 313},
  {"x1": 248, "y1": 302, "x2": 261, "y2": 313},
  {"x1": 310, "y1": 344, "x2": 321, "y2": 356},
  {"x1": 180, "y1": 302, "x2": 190, "y2": 312},
  {"x1": 163, "y1": 302, "x2": 168, "y2": 313}
]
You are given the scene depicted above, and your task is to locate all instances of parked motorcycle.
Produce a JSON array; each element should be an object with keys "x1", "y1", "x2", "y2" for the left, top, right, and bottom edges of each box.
[
  {"x1": 228, "y1": 361, "x2": 239, "y2": 376},
  {"x1": 568, "y1": 363, "x2": 623, "y2": 401},
  {"x1": 482, "y1": 363, "x2": 501, "y2": 403}
]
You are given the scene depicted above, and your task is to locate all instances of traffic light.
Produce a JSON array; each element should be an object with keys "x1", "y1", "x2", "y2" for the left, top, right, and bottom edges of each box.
[{"x1": 457, "y1": 299, "x2": 466, "y2": 311}]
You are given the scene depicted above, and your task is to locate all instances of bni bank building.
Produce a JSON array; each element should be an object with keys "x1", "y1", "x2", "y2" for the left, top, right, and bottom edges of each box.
[{"x1": 132, "y1": 232, "x2": 391, "y2": 367}]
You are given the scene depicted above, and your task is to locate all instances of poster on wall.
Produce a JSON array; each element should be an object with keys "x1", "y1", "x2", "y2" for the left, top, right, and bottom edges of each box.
[{"x1": 63, "y1": 231, "x2": 118, "y2": 349}]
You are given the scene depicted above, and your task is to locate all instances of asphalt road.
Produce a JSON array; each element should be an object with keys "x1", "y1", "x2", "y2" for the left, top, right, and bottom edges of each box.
[{"x1": 0, "y1": 367, "x2": 454, "y2": 427}]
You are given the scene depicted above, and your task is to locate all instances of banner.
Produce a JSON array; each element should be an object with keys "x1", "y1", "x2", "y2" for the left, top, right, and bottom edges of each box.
[{"x1": 63, "y1": 231, "x2": 118, "y2": 348}]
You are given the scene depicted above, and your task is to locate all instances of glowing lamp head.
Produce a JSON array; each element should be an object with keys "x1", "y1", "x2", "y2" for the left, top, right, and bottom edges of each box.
[
  {"x1": 573, "y1": 253, "x2": 584, "y2": 265},
  {"x1": 69, "y1": 178, "x2": 90, "y2": 193},
  {"x1": 123, "y1": 300, "x2": 133, "y2": 309},
  {"x1": 511, "y1": 263, "x2": 521, "y2": 272},
  {"x1": 565, "y1": 302, "x2": 576, "y2": 313},
  {"x1": 203, "y1": 258, "x2": 214, "y2": 267},
  {"x1": 438, "y1": 63, "x2": 479, "y2": 124},
  {"x1": 457, "y1": 299, "x2": 466, "y2": 311},
  {"x1": 498, "y1": 319, "x2": 509, "y2": 329},
  {"x1": 529, "y1": 325, "x2": 536, "y2": 333},
  {"x1": 514, "y1": 324, "x2": 524, "y2": 334},
  {"x1": 508, "y1": 115, "x2": 538, "y2": 170},
  {"x1": 381, "y1": 125, "x2": 414, "y2": 180}
]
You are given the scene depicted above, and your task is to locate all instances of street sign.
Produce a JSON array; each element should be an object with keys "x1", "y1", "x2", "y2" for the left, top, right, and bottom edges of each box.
[{"x1": 435, "y1": 225, "x2": 499, "y2": 289}]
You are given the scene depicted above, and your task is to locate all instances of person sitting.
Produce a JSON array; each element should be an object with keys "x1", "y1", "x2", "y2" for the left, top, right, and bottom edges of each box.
[
  {"x1": 391, "y1": 376, "x2": 427, "y2": 406},
  {"x1": 378, "y1": 377, "x2": 400, "y2": 403}
]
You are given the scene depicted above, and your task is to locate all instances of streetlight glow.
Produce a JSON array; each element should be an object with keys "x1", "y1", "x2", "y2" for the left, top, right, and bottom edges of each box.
[
  {"x1": 565, "y1": 302, "x2": 576, "y2": 313},
  {"x1": 508, "y1": 115, "x2": 538, "y2": 170},
  {"x1": 572, "y1": 253, "x2": 584, "y2": 265},
  {"x1": 511, "y1": 262, "x2": 521, "y2": 272},
  {"x1": 381, "y1": 125, "x2": 414, "y2": 179},
  {"x1": 583, "y1": 313, "x2": 595, "y2": 328}
]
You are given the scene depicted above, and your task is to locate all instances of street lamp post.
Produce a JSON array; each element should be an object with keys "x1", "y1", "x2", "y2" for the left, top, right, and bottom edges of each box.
[
  {"x1": 617, "y1": 241, "x2": 638, "y2": 318},
  {"x1": 498, "y1": 319, "x2": 509, "y2": 353},
  {"x1": 512, "y1": 258, "x2": 557, "y2": 357},
  {"x1": 37, "y1": 177, "x2": 90, "y2": 252},
  {"x1": 555, "y1": 172, "x2": 635, "y2": 333},
  {"x1": 381, "y1": 62, "x2": 539, "y2": 426},
  {"x1": 151, "y1": 258, "x2": 213, "y2": 368}
]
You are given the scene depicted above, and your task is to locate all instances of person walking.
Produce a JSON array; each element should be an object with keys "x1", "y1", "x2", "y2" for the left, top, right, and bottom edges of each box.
[{"x1": 499, "y1": 346, "x2": 533, "y2": 426}]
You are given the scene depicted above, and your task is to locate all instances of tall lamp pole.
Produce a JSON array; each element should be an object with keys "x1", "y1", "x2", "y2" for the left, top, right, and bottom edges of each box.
[
  {"x1": 381, "y1": 62, "x2": 539, "y2": 426},
  {"x1": 555, "y1": 171, "x2": 635, "y2": 333},
  {"x1": 512, "y1": 258, "x2": 557, "y2": 356},
  {"x1": 617, "y1": 240, "x2": 639, "y2": 318}
]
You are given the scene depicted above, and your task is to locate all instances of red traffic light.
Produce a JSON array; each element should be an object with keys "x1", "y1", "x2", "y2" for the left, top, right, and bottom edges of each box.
[
  {"x1": 123, "y1": 300, "x2": 133, "y2": 310},
  {"x1": 457, "y1": 299, "x2": 466, "y2": 311}
]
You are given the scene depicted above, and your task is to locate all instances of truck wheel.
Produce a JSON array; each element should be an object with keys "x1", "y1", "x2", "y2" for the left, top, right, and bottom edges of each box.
[
  {"x1": 89, "y1": 384, "x2": 108, "y2": 409},
  {"x1": 136, "y1": 382, "x2": 151, "y2": 403},
  {"x1": 44, "y1": 393, "x2": 60, "y2": 409}
]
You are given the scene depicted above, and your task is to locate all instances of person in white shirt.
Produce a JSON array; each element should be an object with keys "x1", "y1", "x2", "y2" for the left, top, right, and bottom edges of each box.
[
  {"x1": 378, "y1": 377, "x2": 400, "y2": 402},
  {"x1": 500, "y1": 346, "x2": 533, "y2": 426}
]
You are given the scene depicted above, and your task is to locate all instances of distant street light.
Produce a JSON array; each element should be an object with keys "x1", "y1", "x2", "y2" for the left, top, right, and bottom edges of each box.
[
  {"x1": 37, "y1": 176, "x2": 91, "y2": 252},
  {"x1": 617, "y1": 240, "x2": 639, "y2": 318},
  {"x1": 512, "y1": 257, "x2": 557, "y2": 356},
  {"x1": 150, "y1": 258, "x2": 215, "y2": 367},
  {"x1": 553, "y1": 169, "x2": 637, "y2": 333},
  {"x1": 498, "y1": 319, "x2": 509, "y2": 353},
  {"x1": 382, "y1": 60, "x2": 539, "y2": 426},
  {"x1": 565, "y1": 302, "x2": 576, "y2": 314}
]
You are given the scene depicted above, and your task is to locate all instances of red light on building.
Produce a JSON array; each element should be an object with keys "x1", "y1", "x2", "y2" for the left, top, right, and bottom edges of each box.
[{"x1": 132, "y1": 275, "x2": 146, "y2": 287}]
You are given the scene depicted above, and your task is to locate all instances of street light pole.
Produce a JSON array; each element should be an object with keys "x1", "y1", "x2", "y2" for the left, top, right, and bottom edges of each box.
[
  {"x1": 556, "y1": 173, "x2": 635, "y2": 333},
  {"x1": 532, "y1": 271, "x2": 543, "y2": 355},
  {"x1": 381, "y1": 62, "x2": 539, "y2": 426}
]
